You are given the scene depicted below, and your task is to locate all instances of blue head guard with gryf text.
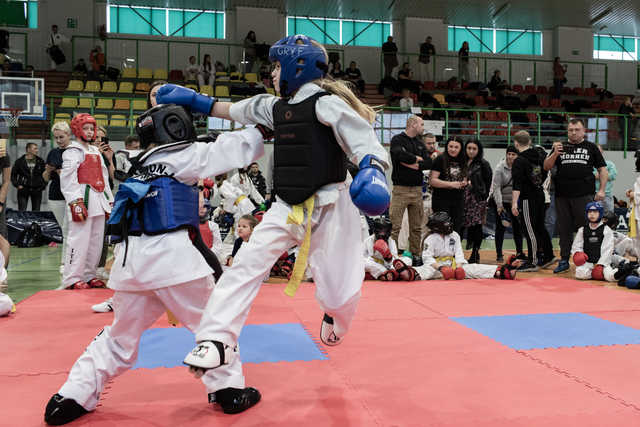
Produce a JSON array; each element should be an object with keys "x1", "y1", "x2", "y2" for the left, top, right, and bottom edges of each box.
[{"x1": 268, "y1": 35, "x2": 328, "y2": 96}]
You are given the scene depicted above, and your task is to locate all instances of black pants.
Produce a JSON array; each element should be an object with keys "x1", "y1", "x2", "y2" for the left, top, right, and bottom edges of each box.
[
  {"x1": 555, "y1": 194, "x2": 593, "y2": 260},
  {"x1": 432, "y1": 197, "x2": 464, "y2": 235},
  {"x1": 519, "y1": 196, "x2": 554, "y2": 265},
  {"x1": 495, "y1": 202, "x2": 523, "y2": 256},
  {"x1": 466, "y1": 224, "x2": 483, "y2": 251},
  {"x1": 17, "y1": 188, "x2": 42, "y2": 211}
]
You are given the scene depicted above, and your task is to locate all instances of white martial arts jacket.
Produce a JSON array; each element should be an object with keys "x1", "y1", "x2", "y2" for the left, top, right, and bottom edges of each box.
[
  {"x1": 60, "y1": 141, "x2": 113, "y2": 218},
  {"x1": 363, "y1": 234, "x2": 399, "y2": 264},
  {"x1": 422, "y1": 232, "x2": 467, "y2": 268},
  {"x1": 228, "y1": 171, "x2": 264, "y2": 205},
  {"x1": 571, "y1": 222, "x2": 614, "y2": 266},
  {"x1": 228, "y1": 82, "x2": 389, "y2": 208},
  {"x1": 108, "y1": 128, "x2": 264, "y2": 291}
]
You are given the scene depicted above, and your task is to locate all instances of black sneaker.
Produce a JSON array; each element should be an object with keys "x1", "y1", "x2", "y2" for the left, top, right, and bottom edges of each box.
[
  {"x1": 44, "y1": 394, "x2": 88, "y2": 425},
  {"x1": 538, "y1": 256, "x2": 557, "y2": 269},
  {"x1": 517, "y1": 261, "x2": 539, "y2": 272},
  {"x1": 209, "y1": 387, "x2": 261, "y2": 414},
  {"x1": 496, "y1": 254, "x2": 504, "y2": 263}
]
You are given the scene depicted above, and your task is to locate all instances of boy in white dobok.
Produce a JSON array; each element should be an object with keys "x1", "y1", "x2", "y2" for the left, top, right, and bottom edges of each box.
[
  {"x1": 393, "y1": 211, "x2": 518, "y2": 281},
  {"x1": 571, "y1": 201, "x2": 617, "y2": 282},
  {"x1": 363, "y1": 217, "x2": 403, "y2": 281},
  {"x1": 44, "y1": 105, "x2": 268, "y2": 425}
]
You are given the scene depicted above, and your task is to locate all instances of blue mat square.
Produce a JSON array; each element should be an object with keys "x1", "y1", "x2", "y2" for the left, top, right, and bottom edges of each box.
[
  {"x1": 133, "y1": 323, "x2": 327, "y2": 370},
  {"x1": 451, "y1": 312, "x2": 640, "y2": 350}
]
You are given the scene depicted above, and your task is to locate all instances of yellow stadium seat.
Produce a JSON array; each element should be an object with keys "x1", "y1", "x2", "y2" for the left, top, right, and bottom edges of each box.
[
  {"x1": 138, "y1": 68, "x2": 153, "y2": 79},
  {"x1": 214, "y1": 86, "x2": 230, "y2": 97},
  {"x1": 114, "y1": 99, "x2": 130, "y2": 110},
  {"x1": 96, "y1": 98, "x2": 113, "y2": 109},
  {"x1": 101, "y1": 81, "x2": 117, "y2": 92},
  {"x1": 153, "y1": 69, "x2": 168, "y2": 80},
  {"x1": 66, "y1": 80, "x2": 84, "y2": 91},
  {"x1": 121, "y1": 68, "x2": 137, "y2": 79},
  {"x1": 266, "y1": 88, "x2": 275, "y2": 95},
  {"x1": 78, "y1": 97, "x2": 94, "y2": 109},
  {"x1": 185, "y1": 84, "x2": 198, "y2": 91},
  {"x1": 54, "y1": 113, "x2": 71, "y2": 124},
  {"x1": 135, "y1": 82, "x2": 150, "y2": 93},
  {"x1": 215, "y1": 72, "x2": 228, "y2": 77},
  {"x1": 118, "y1": 82, "x2": 134, "y2": 93},
  {"x1": 433, "y1": 93, "x2": 447, "y2": 106},
  {"x1": 110, "y1": 114, "x2": 127, "y2": 127},
  {"x1": 94, "y1": 114, "x2": 109, "y2": 127},
  {"x1": 200, "y1": 85, "x2": 214, "y2": 97},
  {"x1": 59, "y1": 97, "x2": 77, "y2": 108},
  {"x1": 84, "y1": 81, "x2": 101, "y2": 92},
  {"x1": 245, "y1": 73, "x2": 258, "y2": 83},
  {"x1": 132, "y1": 99, "x2": 147, "y2": 110},
  {"x1": 127, "y1": 115, "x2": 139, "y2": 128}
]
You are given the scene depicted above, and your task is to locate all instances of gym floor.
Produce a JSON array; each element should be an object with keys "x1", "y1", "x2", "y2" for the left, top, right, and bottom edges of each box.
[{"x1": 5, "y1": 243, "x2": 640, "y2": 425}]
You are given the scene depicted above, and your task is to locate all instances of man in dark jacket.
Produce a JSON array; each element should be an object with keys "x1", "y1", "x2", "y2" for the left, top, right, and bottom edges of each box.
[
  {"x1": 511, "y1": 131, "x2": 555, "y2": 272},
  {"x1": 248, "y1": 162, "x2": 267, "y2": 199},
  {"x1": 11, "y1": 143, "x2": 46, "y2": 211},
  {"x1": 389, "y1": 115, "x2": 432, "y2": 265}
]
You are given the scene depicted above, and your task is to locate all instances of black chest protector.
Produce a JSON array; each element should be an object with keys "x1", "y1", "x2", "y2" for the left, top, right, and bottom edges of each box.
[
  {"x1": 583, "y1": 223, "x2": 605, "y2": 263},
  {"x1": 272, "y1": 92, "x2": 347, "y2": 205}
]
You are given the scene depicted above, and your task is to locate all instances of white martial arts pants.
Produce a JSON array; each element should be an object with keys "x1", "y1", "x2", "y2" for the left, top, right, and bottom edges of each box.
[
  {"x1": 364, "y1": 257, "x2": 388, "y2": 279},
  {"x1": 196, "y1": 187, "x2": 364, "y2": 386},
  {"x1": 575, "y1": 262, "x2": 617, "y2": 282},
  {"x1": 418, "y1": 62, "x2": 432, "y2": 82},
  {"x1": 415, "y1": 263, "x2": 497, "y2": 280},
  {"x1": 0, "y1": 292, "x2": 12, "y2": 316},
  {"x1": 61, "y1": 214, "x2": 105, "y2": 287},
  {"x1": 49, "y1": 199, "x2": 69, "y2": 267},
  {"x1": 58, "y1": 276, "x2": 235, "y2": 410}
]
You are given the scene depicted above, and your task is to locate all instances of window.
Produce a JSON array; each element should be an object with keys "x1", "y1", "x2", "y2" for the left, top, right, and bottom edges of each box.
[
  {"x1": 107, "y1": 5, "x2": 224, "y2": 39},
  {"x1": 286, "y1": 16, "x2": 392, "y2": 47},
  {"x1": 448, "y1": 26, "x2": 542, "y2": 56},
  {"x1": 593, "y1": 35, "x2": 637, "y2": 61},
  {"x1": 0, "y1": 1, "x2": 37, "y2": 28}
]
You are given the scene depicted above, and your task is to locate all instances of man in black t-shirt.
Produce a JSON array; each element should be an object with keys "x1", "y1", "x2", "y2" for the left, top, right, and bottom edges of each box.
[
  {"x1": 418, "y1": 36, "x2": 436, "y2": 82},
  {"x1": 382, "y1": 36, "x2": 398, "y2": 77},
  {"x1": 389, "y1": 115, "x2": 432, "y2": 264},
  {"x1": 344, "y1": 61, "x2": 365, "y2": 95},
  {"x1": 543, "y1": 118, "x2": 608, "y2": 273}
]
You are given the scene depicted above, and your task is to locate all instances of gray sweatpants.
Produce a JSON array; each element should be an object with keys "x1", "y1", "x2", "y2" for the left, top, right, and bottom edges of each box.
[{"x1": 555, "y1": 194, "x2": 593, "y2": 260}]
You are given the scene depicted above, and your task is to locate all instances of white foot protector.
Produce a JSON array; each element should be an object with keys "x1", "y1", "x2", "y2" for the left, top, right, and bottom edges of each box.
[
  {"x1": 183, "y1": 340, "x2": 237, "y2": 371},
  {"x1": 320, "y1": 314, "x2": 341, "y2": 346}
]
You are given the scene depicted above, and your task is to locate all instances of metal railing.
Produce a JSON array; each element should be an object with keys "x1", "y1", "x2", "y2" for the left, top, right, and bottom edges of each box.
[
  {"x1": 375, "y1": 106, "x2": 631, "y2": 155},
  {"x1": 384, "y1": 53, "x2": 609, "y2": 90}
]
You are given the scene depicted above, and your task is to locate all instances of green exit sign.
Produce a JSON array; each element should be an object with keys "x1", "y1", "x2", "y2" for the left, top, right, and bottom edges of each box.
[{"x1": 67, "y1": 18, "x2": 77, "y2": 29}]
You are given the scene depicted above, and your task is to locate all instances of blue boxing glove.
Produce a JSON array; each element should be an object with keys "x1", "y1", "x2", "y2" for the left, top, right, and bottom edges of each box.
[
  {"x1": 349, "y1": 154, "x2": 390, "y2": 216},
  {"x1": 156, "y1": 83, "x2": 215, "y2": 115}
]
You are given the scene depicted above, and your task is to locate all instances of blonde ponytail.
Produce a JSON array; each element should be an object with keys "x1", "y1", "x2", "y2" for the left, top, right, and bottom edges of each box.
[{"x1": 310, "y1": 40, "x2": 376, "y2": 124}]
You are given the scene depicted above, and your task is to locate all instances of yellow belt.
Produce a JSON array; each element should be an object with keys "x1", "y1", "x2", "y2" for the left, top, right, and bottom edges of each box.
[
  {"x1": 284, "y1": 196, "x2": 315, "y2": 297},
  {"x1": 234, "y1": 195, "x2": 247, "y2": 206},
  {"x1": 630, "y1": 206, "x2": 637, "y2": 238},
  {"x1": 436, "y1": 256, "x2": 456, "y2": 269}
]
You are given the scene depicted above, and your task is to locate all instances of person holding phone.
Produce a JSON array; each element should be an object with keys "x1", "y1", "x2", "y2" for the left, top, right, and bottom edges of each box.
[{"x1": 543, "y1": 118, "x2": 608, "y2": 273}]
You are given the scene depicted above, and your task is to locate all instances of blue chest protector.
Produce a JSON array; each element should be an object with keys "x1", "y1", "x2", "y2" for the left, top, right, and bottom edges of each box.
[{"x1": 107, "y1": 176, "x2": 199, "y2": 267}]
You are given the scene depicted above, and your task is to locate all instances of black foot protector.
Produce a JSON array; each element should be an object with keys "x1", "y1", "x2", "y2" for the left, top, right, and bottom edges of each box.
[
  {"x1": 44, "y1": 394, "x2": 89, "y2": 425},
  {"x1": 209, "y1": 387, "x2": 262, "y2": 414}
]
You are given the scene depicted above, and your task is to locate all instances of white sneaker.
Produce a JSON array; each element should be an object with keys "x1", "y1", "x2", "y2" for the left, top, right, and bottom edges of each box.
[
  {"x1": 96, "y1": 267, "x2": 110, "y2": 280},
  {"x1": 91, "y1": 298, "x2": 113, "y2": 313},
  {"x1": 320, "y1": 314, "x2": 341, "y2": 346}
]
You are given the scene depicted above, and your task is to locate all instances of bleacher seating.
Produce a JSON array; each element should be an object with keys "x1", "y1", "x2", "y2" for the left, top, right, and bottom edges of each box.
[
  {"x1": 114, "y1": 99, "x2": 130, "y2": 110},
  {"x1": 122, "y1": 68, "x2": 137, "y2": 79},
  {"x1": 200, "y1": 85, "x2": 214, "y2": 97},
  {"x1": 59, "y1": 97, "x2": 77, "y2": 108},
  {"x1": 138, "y1": 68, "x2": 153, "y2": 79},
  {"x1": 215, "y1": 86, "x2": 230, "y2": 97},
  {"x1": 153, "y1": 69, "x2": 168, "y2": 80},
  {"x1": 85, "y1": 81, "x2": 101, "y2": 92},
  {"x1": 66, "y1": 80, "x2": 84, "y2": 91},
  {"x1": 54, "y1": 113, "x2": 71, "y2": 124},
  {"x1": 118, "y1": 82, "x2": 134, "y2": 94},
  {"x1": 78, "y1": 97, "x2": 93, "y2": 109},
  {"x1": 110, "y1": 114, "x2": 127, "y2": 127},
  {"x1": 135, "y1": 82, "x2": 150, "y2": 93},
  {"x1": 94, "y1": 114, "x2": 109, "y2": 127},
  {"x1": 101, "y1": 81, "x2": 117, "y2": 93},
  {"x1": 96, "y1": 98, "x2": 113, "y2": 109}
]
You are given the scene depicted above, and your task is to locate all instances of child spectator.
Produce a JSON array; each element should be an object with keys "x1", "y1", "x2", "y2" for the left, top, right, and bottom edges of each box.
[
  {"x1": 364, "y1": 217, "x2": 400, "y2": 281},
  {"x1": 571, "y1": 202, "x2": 617, "y2": 282},
  {"x1": 226, "y1": 214, "x2": 258, "y2": 267},
  {"x1": 393, "y1": 211, "x2": 518, "y2": 281},
  {"x1": 60, "y1": 114, "x2": 113, "y2": 290}
]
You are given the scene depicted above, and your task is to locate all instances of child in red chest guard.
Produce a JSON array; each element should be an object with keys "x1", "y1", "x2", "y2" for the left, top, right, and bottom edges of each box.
[{"x1": 60, "y1": 114, "x2": 113, "y2": 289}]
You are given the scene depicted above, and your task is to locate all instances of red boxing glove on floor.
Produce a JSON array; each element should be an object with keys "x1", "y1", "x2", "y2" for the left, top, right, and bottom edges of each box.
[
  {"x1": 439, "y1": 266, "x2": 454, "y2": 280},
  {"x1": 591, "y1": 264, "x2": 605, "y2": 280},
  {"x1": 373, "y1": 239, "x2": 392, "y2": 261},
  {"x1": 573, "y1": 252, "x2": 588, "y2": 266},
  {"x1": 454, "y1": 267, "x2": 466, "y2": 280},
  {"x1": 69, "y1": 199, "x2": 87, "y2": 222}
]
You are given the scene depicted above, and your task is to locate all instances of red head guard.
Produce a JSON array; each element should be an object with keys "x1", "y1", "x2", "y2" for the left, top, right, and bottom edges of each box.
[{"x1": 71, "y1": 113, "x2": 97, "y2": 142}]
